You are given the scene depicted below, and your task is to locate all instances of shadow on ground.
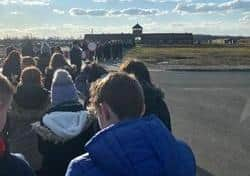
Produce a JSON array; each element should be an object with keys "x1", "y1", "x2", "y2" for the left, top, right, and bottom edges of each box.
[{"x1": 197, "y1": 166, "x2": 214, "y2": 176}]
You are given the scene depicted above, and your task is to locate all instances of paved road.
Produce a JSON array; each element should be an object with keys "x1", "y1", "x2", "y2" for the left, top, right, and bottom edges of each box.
[{"x1": 150, "y1": 71, "x2": 250, "y2": 176}]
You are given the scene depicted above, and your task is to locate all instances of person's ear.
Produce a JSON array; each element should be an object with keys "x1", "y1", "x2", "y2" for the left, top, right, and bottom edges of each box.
[{"x1": 99, "y1": 102, "x2": 111, "y2": 121}]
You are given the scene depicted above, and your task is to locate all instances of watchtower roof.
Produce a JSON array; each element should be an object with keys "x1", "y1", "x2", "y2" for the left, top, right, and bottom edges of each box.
[{"x1": 133, "y1": 23, "x2": 143, "y2": 29}]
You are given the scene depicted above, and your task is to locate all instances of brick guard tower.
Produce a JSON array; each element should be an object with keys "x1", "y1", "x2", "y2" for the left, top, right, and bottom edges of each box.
[{"x1": 132, "y1": 23, "x2": 143, "y2": 36}]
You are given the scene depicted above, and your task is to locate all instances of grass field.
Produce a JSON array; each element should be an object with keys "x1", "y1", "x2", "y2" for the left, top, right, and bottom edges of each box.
[{"x1": 124, "y1": 45, "x2": 250, "y2": 66}]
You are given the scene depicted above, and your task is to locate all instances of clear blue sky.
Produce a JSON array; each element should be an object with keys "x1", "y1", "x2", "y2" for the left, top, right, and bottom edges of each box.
[{"x1": 0, "y1": 0, "x2": 249, "y2": 38}]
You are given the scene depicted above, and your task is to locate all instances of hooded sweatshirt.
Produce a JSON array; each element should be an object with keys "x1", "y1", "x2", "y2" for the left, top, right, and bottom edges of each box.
[
  {"x1": 66, "y1": 115, "x2": 196, "y2": 176},
  {"x1": 32, "y1": 101, "x2": 99, "y2": 176}
]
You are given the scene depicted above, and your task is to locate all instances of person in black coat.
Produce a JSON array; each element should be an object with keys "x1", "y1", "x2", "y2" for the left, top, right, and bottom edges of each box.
[
  {"x1": 2, "y1": 50, "x2": 21, "y2": 85},
  {"x1": 70, "y1": 40, "x2": 82, "y2": 73},
  {"x1": 37, "y1": 42, "x2": 51, "y2": 74},
  {"x1": 21, "y1": 40, "x2": 34, "y2": 57},
  {"x1": 0, "y1": 136, "x2": 34, "y2": 176},
  {"x1": 33, "y1": 69, "x2": 99, "y2": 176},
  {"x1": 120, "y1": 59, "x2": 172, "y2": 131},
  {"x1": 0, "y1": 73, "x2": 34, "y2": 176}
]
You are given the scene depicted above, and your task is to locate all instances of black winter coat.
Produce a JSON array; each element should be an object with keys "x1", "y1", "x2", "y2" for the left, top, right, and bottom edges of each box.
[
  {"x1": 70, "y1": 47, "x2": 82, "y2": 73},
  {"x1": 37, "y1": 54, "x2": 51, "y2": 74},
  {"x1": 70, "y1": 47, "x2": 82, "y2": 66},
  {"x1": 14, "y1": 84, "x2": 50, "y2": 110},
  {"x1": 0, "y1": 137, "x2": 34, "y2": 176},
  {"x1": 34, "y1": 101, "x2": 100, "y2": 176},
  {"x1": 142, "y1": 81, "x2": 172, "y2": 131}
]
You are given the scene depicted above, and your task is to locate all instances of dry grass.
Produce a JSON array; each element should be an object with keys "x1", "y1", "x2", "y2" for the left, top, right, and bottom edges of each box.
[{"x1": 124, "y1": 45, "x2": 250, "y2": 66}]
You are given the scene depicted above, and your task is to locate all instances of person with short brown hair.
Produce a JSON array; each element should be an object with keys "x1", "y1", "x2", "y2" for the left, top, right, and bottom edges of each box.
[
  {"x1": 89, "y1": 72, "x2": 144, "y2": 125},
  {"x1": 120, "y1": 59, "x2": 172, "y2": 131},
  {"x1": 66, "y1": 72, "x2": 196, "y2": 176},
  {"x1": 0, "y1": 73, "x2": 34, "y2": 176}
]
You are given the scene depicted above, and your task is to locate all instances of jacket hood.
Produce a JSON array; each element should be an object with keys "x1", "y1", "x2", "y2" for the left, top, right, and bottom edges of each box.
[
  {"x1": 85, "y1": 115, "x2": 196, "y2": 176},
  {"x1": 32, "y1": 111, "x2": 91, "y2": 143}
]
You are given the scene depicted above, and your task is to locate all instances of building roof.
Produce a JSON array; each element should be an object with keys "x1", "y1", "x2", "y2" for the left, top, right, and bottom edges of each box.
[{"x1": 133, "y1": 23, "x2": 143, "y2": 29}]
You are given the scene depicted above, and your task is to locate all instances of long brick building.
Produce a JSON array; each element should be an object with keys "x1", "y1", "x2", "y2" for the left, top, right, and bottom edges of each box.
[{"x1": 84, "y1": 23, "x2": 193, "y2": 45}]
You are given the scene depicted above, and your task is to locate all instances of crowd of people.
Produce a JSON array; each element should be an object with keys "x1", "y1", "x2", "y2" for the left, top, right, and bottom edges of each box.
[
  {"x1": 0, "y1": 40, "x2": 196, "y2": 176},
  {"x1": 80, "y1": 40, "x2": 134, "y2": 62}
]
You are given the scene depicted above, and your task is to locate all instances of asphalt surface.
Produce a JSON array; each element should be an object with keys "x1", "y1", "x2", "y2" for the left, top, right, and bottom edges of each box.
[{"x1": 150, "y1": 71, "x2": 250, "y2": 176}]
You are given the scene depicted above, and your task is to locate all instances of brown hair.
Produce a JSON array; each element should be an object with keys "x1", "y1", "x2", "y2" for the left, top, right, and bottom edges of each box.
[
  {"x1": 20, "y1": 66, "x2": 43, "y2": 86},
  {"x1": 21, "y1": 56, "x2": 37, "y2": 70},
  {"x1": 6, "y1": 46, "x2": 16, "y2": 57},
  {"x1": 120, "y1": 59, "x2": 152, "y2": 85},
  {"x1": 89, "y1": 72, "x2": 144, "y2": 120},
  {"x1": 4, "y1": 50, "x2": 21, "y2": 71},
  {"x1": 52, "y1": 46, "x2": 63, "y2": 55},
  {"x1": 49, "y1": 53, "x2": 68, "y2": 69},
  {"x1": 0, "y1": 74, "x2": 15, "y2": 104},
  {"x1": 83, "y1": 63, "x2": 108, "y2": 83}
]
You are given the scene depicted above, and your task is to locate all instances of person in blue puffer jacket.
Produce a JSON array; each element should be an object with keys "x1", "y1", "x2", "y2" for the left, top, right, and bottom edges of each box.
[{"x1": 66, "y1": 72, "x2": 196, "y2": 176}]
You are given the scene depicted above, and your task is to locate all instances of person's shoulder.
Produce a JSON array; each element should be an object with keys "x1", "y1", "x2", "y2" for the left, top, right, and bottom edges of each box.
[
  {"x1": 66, "y1": 153, "x2": 98, "y2": 176},
  {"x1": 8, "y1": 153, "x2": 34, "y2": 176},
  {"x1": 77, "y1": 47, "x2": 82, "y2": 53},
  {"x1": 14, "y1": 84, "x2": 23, "y2": 93},
  {"x1": 45, "y1": 67, "x2": 54, "y2": 75},
  {"x1": 70, "y1": 153, "x2": 92, "y2": 166},
  {"x1": 176, "y1": 140, "x2": 196, "y2": 165},
  {"x1": 39, "y1": 86, "x2": 49, "y2": 95},
  {"x1": 142, "y1": 82, "x2": 164, "y2": 99}
]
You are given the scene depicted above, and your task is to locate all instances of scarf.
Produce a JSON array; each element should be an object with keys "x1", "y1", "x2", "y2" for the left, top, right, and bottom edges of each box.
[{"x1": 0, "y1": 136, "x2": 6, "y2": 157}]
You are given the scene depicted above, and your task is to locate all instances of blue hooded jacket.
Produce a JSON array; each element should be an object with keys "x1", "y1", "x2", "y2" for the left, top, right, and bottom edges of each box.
[{"x1": 66, "y1": 115, "x2": 196, "y2": 176}]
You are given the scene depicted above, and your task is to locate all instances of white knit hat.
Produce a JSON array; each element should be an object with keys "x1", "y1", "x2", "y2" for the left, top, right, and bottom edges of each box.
[{"x1": 51, "y1": 69, "x2": 78, "y2": 106}]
